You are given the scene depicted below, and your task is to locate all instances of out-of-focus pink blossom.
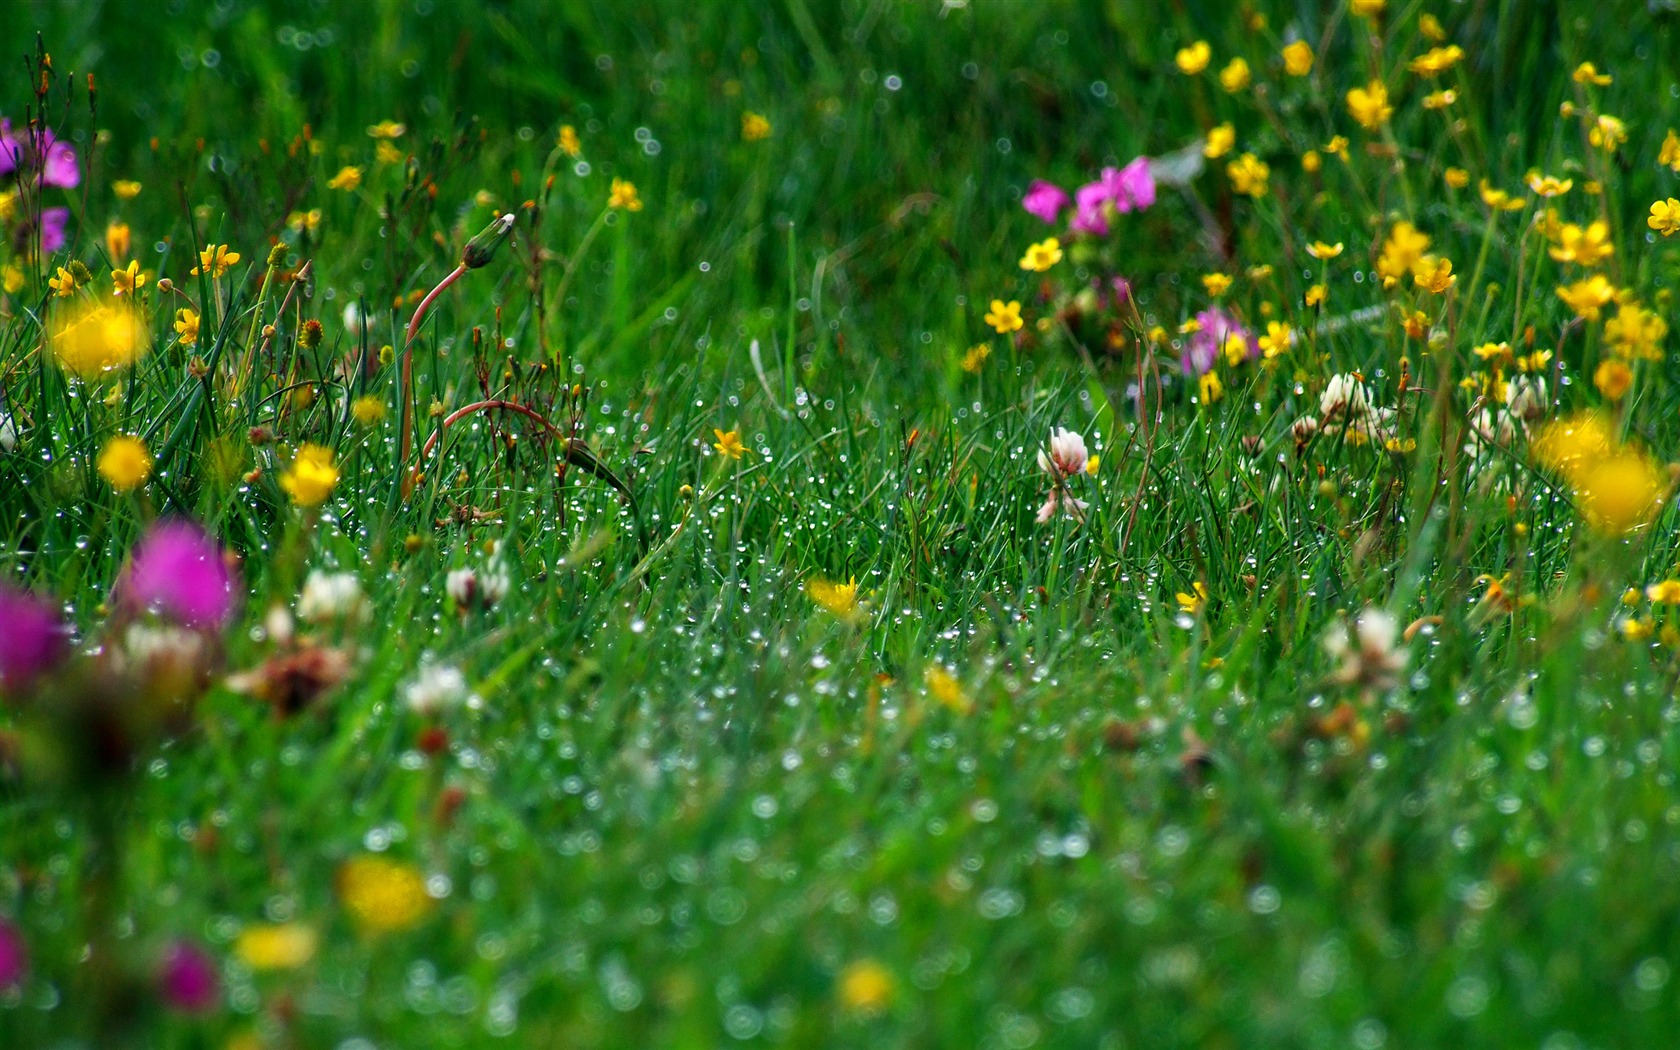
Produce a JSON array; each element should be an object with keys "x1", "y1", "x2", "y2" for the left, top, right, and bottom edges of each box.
[
  {"x1": 1070, "y1": 180, "x2": 1113, "y2": 236},
  {"x1": 1116, "y1": 156, "x2": 1155, "y2": 211},
  {"x1": 125, "y1": 521, "x2": 238, "y2": 629},
  {"x1": 0, "y1": 120, "x2": 80, "y2": 189},
  {"x1": 159, "y1": 940, "x2": 219, "y2": 1013},
  {"x1": 1180, "y1": 307, "x2": 1255, "y2": 376},
  {"x1": 0, "y1": 583, "x2": 64, "y2": 694},
  {"x1": 1069, "y1": 157, "x2": 1155, "y2": 236},
  {"x1": 1021, "y1": 180, "x2": 1070, "y2": 224},
  {"x1": 0, "y1": 918, "x2": 24, "y2": 989},
  {"x1": 1036, "y1": 490, "x2": 1089, "y2": 524}
]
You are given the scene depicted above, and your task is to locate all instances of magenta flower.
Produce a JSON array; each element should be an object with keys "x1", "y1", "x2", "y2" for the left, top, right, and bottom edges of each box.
[
  {"x1": 1180, "y1": 306, "x2": 1256, "y2": 376},
  {"x1": 125, "y1": 521, "x2": 238, "y2": 629},
  {"x1": 37, "y1": 207, "x2": 68, "y2": 253},
  {"x1": 0, "y1": 120, "x2": 80, "y2": 189},
  {"x1": 1022, "y1": 180, "x2": 1070, "y2": 224},
  {"x1": 159, "y1": 940, "x2": 219, "y2": 1013},
  {"x1": 0, "y1": 919, "x2": 24, "y2": 990},
  {"x1": 0, "y1": 583, "x2": 65, "y2": 694},
  {"x1": 1115, "y1": 156, "x2": 1156, "y2": 211},
  {"x1": 1070, "y1": 180, "x2": 1113, "y2": 236}
]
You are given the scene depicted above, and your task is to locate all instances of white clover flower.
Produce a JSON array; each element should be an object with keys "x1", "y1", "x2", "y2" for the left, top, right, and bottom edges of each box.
[
  {"x1": 1504, "y1": 374, "x2": 1548, "y2": 421},
  {"x1": 405, "y1": 662, "x2": 468, "y2": 717},
  {"x1": 1036, "y1": 428, "x2": 1090, "y2": 479},
  {"x1": 1320, "y1": 373, "x2": 1373, "y2": 421},
  {"x1": 297, "y1": 570, "x2": 366, "y2": 624},
  {"x1": 1323, "y1": 607, "x2": 1407, "y2": 693},
  {"x1": 446, "y1": 568, "x2": 478, "y2": 607}
]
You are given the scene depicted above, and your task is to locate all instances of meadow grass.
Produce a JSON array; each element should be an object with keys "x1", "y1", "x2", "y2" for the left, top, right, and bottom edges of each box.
[{"x1": 4, "y1": 1, "x2": 1680, "y2": 1046}]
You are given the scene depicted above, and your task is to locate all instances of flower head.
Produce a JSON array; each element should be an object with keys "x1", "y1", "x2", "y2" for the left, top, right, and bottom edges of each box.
[
  {"x1": 113, "y1": 179, "x2": 142, "y2": 199},
  {"x1": 741, "y1": 112, "x2": 772, "y2": 141},
  {"x1": 297, "y1": 571, "x2": 367, "y2": 624},
  {"x1": 1181, "y1": 307, "x2": 1253, "y2": 375},
  {"x1": 0, "y1": 919, "x2": 25, "y2": 989},
  {"x1": 280, "y1": 444, "x2": 339, "y2": 507},
  {"x1": 234, "y1": 924, "x2": 316, "y2": 971},
  {"x1": 338, "y1": 856, "x2": 435, "y2": 936},
  {"x1": 0, "y1": 585, "x2": 65, "y2": 694},
  {"x1": 838, "y1": 959, "x2": 896, "y2": 1013},
  {"x1": 111, "y1": 259, "x2": 147, "y2": 296},
  {"x1": 405, "y1": 661, "x2": 468, "y2": 716},
  {"x1": 1019, "y1": 237, "x2": 1062, "y2": 272},
  {"x1": 159, "y1": 941, "x2": 219, "y2": 1014},
  {"x1": 984, "y1": 299, "x2": 1023, "y2": 334},
  {"x1": 807, "y1": 577, "x2": 863, "y2": 622},
  {"x1": 925, "y1": 666, "x2": 973, "y2": 714},
  {"x1": 1555, "y1": 275, "x2": 1616, "y2": 320},
  {"x1": 1408, "y1": 45, "x2": 1464, "y2": 77},
  {"x1": 1226, "y1": 153, "x2": 1269, "y2": 197},
  {"x1": 50, "y1": 300, "x2": 150, "y2": 379},
  {"x1": 1649, "y1": 198, "x2": 1680, "y2": 237},
  {"x1": 191, "y1": 244, "x2": 241, "y2": 278},
  {"x1": 1573, "y1": 62, "x2": 1612, "y2": 86},
  {"x1": 106, "y1": 221, "x2": 131, "y2": 262},
  {"x1": 1203, "y1": 123, "x2": 1235, "y2": 159},
  {"x1": 0, "y1": 122, "x2": 80, "y2": 188},
  {"x1": 1037, "y1": 428, "x2": 1089, "y2": 480},
  {"x1": 1346, "y1": 80, "x2": 1393, "y2": 130},
  {"x1": 1218, "y1": 57, "x2": 1251, "y2": 93},
  {"x1": 1324, "y1": 608, "x2": 1407, "y2": 693},
  {"x1": 1281, "y1": 40, "x2": 1313, "y2": 77},
  {"x1": 712, "y1": 428, "x2": 746, "y2": 459},
  {"x1": 98, "y1": 434, "x2": 152, "y2": 492},
  {"x1": 558, "y1": 124, "x2": 582, "y2": 157},
  {"x1": 1175, "y1": 41, "x2": 1211, "y2": 75},
  {"x1": 1021, "y1": 179, "x2": 1070, "y2": 224},
  {"x1": 1306, "y1": 241, "x2": 1344, "y2": 260},
  {"x1": 1527, "y1": 172, "x2": 1573, "y2": 198},
  {"x1": 327, "y1": 166, "x2": 362, "y2": 191},
  {"x1": 174, "y1": 308, "x2": 200, "y2": 346},
  {"x1": 126, "y1": 520, "x2": 238, "y2": 629},
  {"x1": 608, "y1": 177, "x2": 643, "y2": 211}
]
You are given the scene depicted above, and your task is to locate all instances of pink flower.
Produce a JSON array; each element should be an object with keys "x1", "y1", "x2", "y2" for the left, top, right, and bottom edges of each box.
[
  {"x1": 1115, "y1": 156, "x2": 1156, "y2": 211},
  {"x1": 159, "y1": 940, "x2": 219, "y2": 1013},
  {"x1": 0, "y1": 120, "x2": 80, "y2": 189},
  {"x1": 1037, "y1": 428, "x2": 1090, "y2": 479},
  {"x1": 1036, "y1": 490, "x2": 1089, "y2": 524},
  {"x1": 0, "y1": 583, "x2": 65, "y2": 694},
  {"x1": 1180, "y1": 306, "x2": 1255, "y2": 376},
  {"x1": 0, "y1": 919, "x2": 24, "y2": 990},
  {"x1": 125, "y1": 521, "x2": 238, "y2": 629},
  {"x1": 1069, "y1": 157, "x2": 1155, "y2": 236},
  {"x1": 1070, "y1": 180, "x2": 1113, "y2": 236},
  {"x1": 1022, "y1": 180, "x2": 1070, "y2": 224}
]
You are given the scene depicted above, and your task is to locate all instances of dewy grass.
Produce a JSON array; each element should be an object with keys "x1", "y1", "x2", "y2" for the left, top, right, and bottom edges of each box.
[{"x1": 4, "y1": 1, "x2": 1680, "y2": 1045}]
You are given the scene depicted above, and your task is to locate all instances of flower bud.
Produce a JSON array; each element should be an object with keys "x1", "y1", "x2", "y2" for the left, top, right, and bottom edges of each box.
[{"x1": 461, "y1": 212, "x2": 516, "y2": 269}]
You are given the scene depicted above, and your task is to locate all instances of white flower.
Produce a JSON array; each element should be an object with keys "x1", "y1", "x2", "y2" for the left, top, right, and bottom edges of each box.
[
  {"x1": 1036, "y1": 428, "x2": 1089, "y2": 479},
  {"x1": 1504, "y1": 375, "x2": 1548, "y2": 421},
  {"x1": 405, "y1": 662, "x2": 468, "y2": 717},
  {"x1": 446, "y1": 568, "x2": 478, "y2": 607},
  {"x1": 1319, "y1": 373, "x2": 1372, "y2": 421},
  {"x1": 1035, "y1": 491, "x2": 1089, "y2": 523},
  {"x1": 297, "y1": 570, "x2": 366, "y2": 623},
  {"x1": 1290, "y1": 414, "x2": 1320, "y2": 443},
  {"x1": 1323, "y1": 607, "x2": 1407, "y2": 693},
  {"x1": 0, "y1": 411, "x2": 16, "y2": 453},
  {"x1": 480, "y1": 563, "x2": 510, "y2": 607},
  {"x1": 342, "y1": 301, "x2": 365, "y2": 337}
]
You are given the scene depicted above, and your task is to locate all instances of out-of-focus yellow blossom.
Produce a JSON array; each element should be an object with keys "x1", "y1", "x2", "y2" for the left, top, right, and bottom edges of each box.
[
  {"x1": 1411, "y1": 255, "x2": 1456, "y2": 294},
  {"x1": 1203, "y1": 122, "x2": 1235, "y2": 159},
  {"x1": 1219, "y1": 57, "x2": 1251, "y2": 93},
  {"x1": 235, "y1": 924, "x2": 317, "y2": 971},
  {"x1": 1305, "y1": 284, "x2": 1327, "y2": 307},
  {"x1": 1222, "y1": 333, "x2": 1248, "y2": 367},
  {"x1": 1227, "y1": 153, "x2": 1269, "y2": 197},
  {"x1": 712, "y1": 429, "x2": 746, "y2": 459},
  {"x1": 1527, "y1": 172, "x2": 1573, "y2": 197},
  {"x1": 1419, "y1": 14, "x2": 1446, "y2": 40},
  {"x1": 367, "y1": 120, "x2": 407, "y2": 139},
  {"x1": 192, "y1": 244, "x2": 241, "y2": 277},
  {"x1": 1346, "y1": 80, "x2": 1393, "y2": 129},
  {"x1": 1624, "y1": 618, "x2": 1655, "y2": 641},
  {"x1": 51, "y1": 301, "x2": 150, "y2": 379},
  {"x1": 1534, "y1": 414, "x2": 1666, "y2": 536},
  {"x1": 1281, "y1": 41, "x2": 1314, "y2": 76},
  {"x1": 1376, "y1": 221, "x2": 1431, "y2": 288},
  {"x1": 1548, "y1": 221, "x2": 1613, "y2": 266},
  {"x1": 838, "y1": 959, "x2": 896, "y2": 1013},
  {"x1": 174, "y1": 308, "x2": 200, "y2": 346},
  {"x1": 327, "y1": 166, "x2": 362, "y2": 191},
  {"x1": 1594, "y1": 359, "x2": 1633, "y2": 400},
  {"x1": 1, "y1": 263, "x2": 22, "y2": 294},
  {"x1": 113, "y1": 179, "x2": 142, "y2": 199},
  {"x1": 1306, "y1": 241, "x2": 1344, "y2": 260},
  {"x1": 1408, "y1": 45, "x2": 1464, "y2": 77},
  {"x1": 1647, "y1": 580, "x2": 1680, "y2": 604},
  {"x1": 1350, "y1": 0, "x2": 1385, "y2": 18},
  {"x1": 1403, "y1": 311, "x2": 1431, "y2": 340},
  {"x1": 1199, "y1": 370, "x2": 1224, "y2": 404},
  {"x1": 1259, "y1": 321, "x2": 1293, "y2": 358},
  {"x1": 1324, "y1": 135, "x2": 1350, "y2": 162},
  {"x1": 961, "y1": 344, "x2": 990, "y2": 373},
  {"x1": 608, "y1": 177, "x2": 643, "y2": 211},
  {"x1": 351, "y1": 396, "x2": 387, "y2": 425},
  {"x1": 1603, "y1": 301, "x2": 1668, "y2": 360},
  {"x1": 1589, "y1": 114, "x2": 1627, "y2": 152},
  {"x1": 1478, "y1": 180, "x2": 1525, "y2": 211},
  {"x1": 1661, "y1": 130, "x2": 1680, "y2": 172},
  {"x1": 985, "y1": 299, "x2": 1023, "y2": 334},
  {"x1": 1176, "y1": 582, "x2": 1209, "y2": 615},
  {"x1": 1572, "y1": 62, "x2": 1612, "y2": 86},
  {"x1": 1445, "y1": 167, "x2": 1469, "y2": 188},
  {"x1": 1555, "y1": 275, "x2": 1616, "y2": 320},
  {"x1": 288, "y1": 208, "x2": 323, "y2": 233},
  {"x1": 558, "y1": 124, "x2": 582, "y2": 157},
  {"x1": 1202, "y1": 272, "x2": 1232, "y2": 296},
  {"x1": 807, "y1": 577, "x2": 863, "y2": 622},
  {"x1": 1019, "y1": 237, "x2": 1063, "y2": 272},
  {"x1": 741, "y1": 112, "x2": 772, "y2": 141},
  {"x1": 280, "y1": 443, "x2": 340, "y2": 507},
  {"x1": 98, "y1": 435, "x2": 152, "y2": 492},
  {"x1": 1301, "y1": 150, "x2": 1322, "y2": 173},
  {"x1": 1423, "y1": 89, "x2": 1457, "y2": 110},
  {"x1": 1649, "y1": 198, "x2": 1680, "y2": 236},
  {"x1": 1176, "y1": 41, "x2": 1211, "y2": 75},
  {"x1": 925, "y1": 666, "x2": 972, "y2": 714},
  {"x1": 339, "y1": 856, "x2": 434, "y2": 936},
  {"x1": 375, "y1": 141, "x2": 403, "y2": 165},
  {"x1": 106, "y1": 221, "x2": 130, "y2": 262}
]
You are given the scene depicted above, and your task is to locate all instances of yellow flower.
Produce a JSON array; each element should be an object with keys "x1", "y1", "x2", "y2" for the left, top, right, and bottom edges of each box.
[
  {"x1": 1201, "y1": 272, "x2": 1232, "y2": 296},
  {"x1": 1203, "y1": 123, "x2": 1235, "y2": 159},
  {"x1": 1258, "y1": 321, "x2": 1293, "y2": 358},
  {"x1": 1226, "y1": 153, "x2": 1269, "y2": 197},
  {"x1": 1422, "y1": 89, "x2": 1458, "y2": 110},
  {"x1": 608, "y1": 177, "x2": 643, "y2": 211},
  {"x1": 961, "y1": 343, "x2": 990, "y2": 373},
  {"x1": 338, "y1": 856, "x2": 434, "y2": 936},
  {"x1": 1604, "y1": 301, "x2": 1668, "y2": 360},
  {"x1": 1419, "y1": 13, "x2": 1446, "y2": 40},
  {"x1": 1346, "y1": 80, "x2": 1392, "y2": 130},
  {"x1": 1572, "y1": 62, "x2": 1612, "y2": 86},
  {"x1": 287, "y1": 208, "x2": 323, "y2": 233},
  {"x1": 1306, "y1": 241, "x2": 1344, "y2": 260},
  {"x1": 280, "y1": 443, "x2": 340, "y2": 507},
  {"x1": 1175, "y1": 41, "x2": 1211, "y2": 75},
  {"x1": 48, "y1": 265, "x2": 79, "y2": 296},
  {"x1": 807, "y1": 577, "x2": 862, "y2": 622},
  {"x1": 351, "y1": 395, "x2": 387, "y2": 425},
  {"x1": 113, "y1": 179, "x2": 142, "y2": 199},
  {"x1": 558, "y1": 124, "x2": 582, "y2": 157},
  {"x1": 1199, "y1": 370, "x2": 1224, "y2": 404},
  {"x1": 1649, "y1": 198, "x2": 1680, "y2": 236},
  {"x1": 364, "y1": 120, "x2": 405, "y2": 140},
  {"x1": 50, "y1": 301, "x2": 150, "y2": 379},
  {"x1": 1281, "y1": 41, "x2": 1314, "y2": 77},
  {"x1": 1323, "y1": 135, "x2": 1350, "y2": 162},
  {"x1": 1019, "y1": 237, "x2": 1063, "y2": 272},
  {"x1": 1, "y1": 263, "x2": 22, "y2": 294},
  {"x1": 1548, "y1": 220, "x2": 1613, "y2": 266},
  {"x1": 1444, "y1": 167, "x2": 1469, "y2": 188},
  {"x1": 741, "y1": 112, "x2": 772, "y2": 142},
  {"x1": 712, "y1": 428, "x2": 746, "y2": 459},
  {"x1": 191, "y1": 244, "x2": 241, "y2": 277},
  {"x1": 1623, "y1": 617, "x2": 1655, "y2": 642},
  {"x1": 98, "y1": 435, "x2": 152, "y2": 491},
  {"x1": 838, "y1": 959, "x2": 896, "y2": 1013},
  {"x1": 1411, "y1": 255, "x2": 1455, "y2": 294},
  {"x1": 1555, "y1": 275, "x2": 1616, "y2": 320},
  {"x1": 327, "y1": 166, "x2": 362, "y2": 191},
  {"x1": 1473, "y1": 341, "x2": 1512, "y2": 364},
  {"x1": 925, "y1": 666, "x2": 972, "y2": 714},
  {"x1": 1218, "y1": 57, "x2": 1251, "y2": 93},
  {"x1": 1478, "y1": 179, "x2": 1525, "y2": 212},
  {"x1": 234, "y1": 924, "x2": 317, "y2": 971},
  {"x1": 1589, "y1": 114, "x2": 1626, "y2": 152},
  {"x1": 111, "y1": 259, "x2": 147, "y2": 296},
  {"x1": 1647, "y1": 580, "x2": 1680, "y2": 604},
  {"x1": 174, "y1": 307, "x2": 200, "y2": 346},
  {"x1": 106, "y1": 221, "x2": 131, "y2": 263},
  {"x1": 1516, "y1": 349, "x2": 1552, "y2": 373},
  {"x1": 1350, "y1": 0, "x2": 1385, "y2": 17},
  {"x1": 1575, "y1": 451, "x2": 1667, "y2": 535},
  {"x1": 1176, "y1": 581, "x2": 1209, "y2": 615},
  {"x1": 1594, "y1": 359, "x2": 1633, "y2": 401},
  {"x1": 1407, "y1": 45, "x2": 1464, "y2": 77},
  {"x1": 1661, "y1": 129, "x2": 1680, "y2": 172},
  {"x1": 1376, "y1": 221, "x2": 1431, "y2": 287},
  {"x1": 375, "y1": 141, "x2": 403, "y2": 165},
  {"x1": 1404, "y1": 311, "x2": 1431, "y2": 340},
  {"x1": 1222, "y1": 333, "x2": 1248, "y2": 367},
  {"x1": 1527, "y1": 172, "x2": 1573, "y2": 198},
  {"x1": 984, "y1": 299, "x2": 1023, "y2": 334},
  {"x1": 1305, "y1": 284, "x2": 1327, "y2": 307},
  {"x1": 1301, "y1": 150, "x2": 1322, "y2": 173}
]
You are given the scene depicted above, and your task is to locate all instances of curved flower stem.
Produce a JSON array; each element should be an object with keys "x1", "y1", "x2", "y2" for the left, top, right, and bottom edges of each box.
[{"x1": 398, "y1": 263, "x2": 468, "y2": 496}]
